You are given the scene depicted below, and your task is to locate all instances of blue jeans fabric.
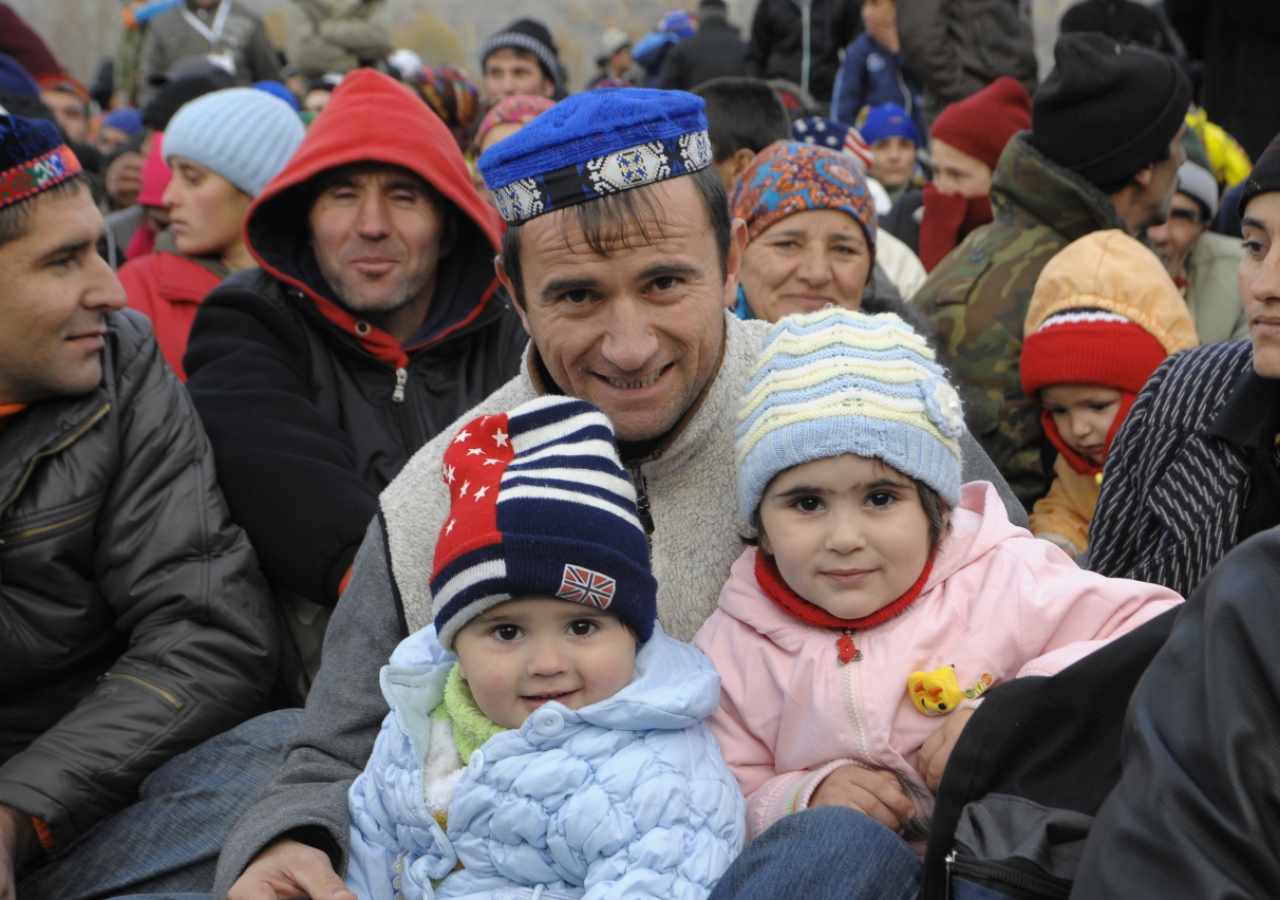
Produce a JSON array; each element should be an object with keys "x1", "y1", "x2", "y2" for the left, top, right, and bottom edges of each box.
[
  {"x1": 709, "y1": 806, "x2": 923, "y2": 900},
  {"x1": 18, "y1": 709, "x2": 302, "y2": 900}
]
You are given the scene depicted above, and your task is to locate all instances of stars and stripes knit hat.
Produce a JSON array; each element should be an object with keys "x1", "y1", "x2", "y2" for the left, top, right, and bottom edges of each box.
[
  {"x1": 431, "y1": 395, "x2": 657, "y2": 650},
  {"x1": 737, "y1": 308, "x2": 966, "y2": 520}
]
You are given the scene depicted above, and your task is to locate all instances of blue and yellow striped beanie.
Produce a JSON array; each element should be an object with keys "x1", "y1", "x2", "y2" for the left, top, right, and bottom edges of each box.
[{"x1": 737, "y1": 308, "x2": 966, "y2": 520}]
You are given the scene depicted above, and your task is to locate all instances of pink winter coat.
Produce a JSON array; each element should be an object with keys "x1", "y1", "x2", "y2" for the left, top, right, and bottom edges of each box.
[{"x1": 692, "y1": 481, "x2": 1182, "y2": 841}]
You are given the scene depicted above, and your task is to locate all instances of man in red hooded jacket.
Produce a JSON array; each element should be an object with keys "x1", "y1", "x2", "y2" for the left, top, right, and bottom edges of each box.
[{"x1": 184, "y1": 69, "x2": 527, "y2": 702}]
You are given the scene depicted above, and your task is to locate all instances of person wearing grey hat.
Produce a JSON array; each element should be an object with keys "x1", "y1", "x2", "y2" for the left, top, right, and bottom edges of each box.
[
  {"x1": 481, "y1": 18, "x2": 560, "y2": 101},
  {"x1": 1148, "y1": 158, "x2": 1249, "y2": 346}
]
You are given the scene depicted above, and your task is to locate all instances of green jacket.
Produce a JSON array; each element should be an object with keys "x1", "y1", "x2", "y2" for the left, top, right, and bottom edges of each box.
[
  {"x1": 914, "y1": 131, "x2": 1127, "y2": 509},
  {"x1": 1183, "y1": 231, "x2": 1249, "y2": 346}
]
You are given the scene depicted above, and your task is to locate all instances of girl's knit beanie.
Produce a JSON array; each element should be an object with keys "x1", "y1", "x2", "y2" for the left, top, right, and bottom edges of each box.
[{"x1": 737, "y1": 307, "x2": 966, "y2": 520}]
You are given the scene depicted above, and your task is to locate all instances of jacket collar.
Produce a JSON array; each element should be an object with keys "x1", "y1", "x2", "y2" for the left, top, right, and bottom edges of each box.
[{"x1": 991, "y1": 132, "x2": 1128, "y2": 242}]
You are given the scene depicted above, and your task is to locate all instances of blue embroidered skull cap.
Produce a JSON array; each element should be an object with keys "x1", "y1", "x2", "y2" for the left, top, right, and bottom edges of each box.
[{"x1": 477, "y1": 87, "x2": 713, "y2": 225}]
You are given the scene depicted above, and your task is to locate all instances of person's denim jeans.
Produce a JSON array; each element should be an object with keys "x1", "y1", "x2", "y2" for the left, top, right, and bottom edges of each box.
[
  {"x1": 709, "y1": 806, "x2": 923, "y2": 900},
  {"x1": 17, "y1": 709, "x2": 303, "y2": 900}
]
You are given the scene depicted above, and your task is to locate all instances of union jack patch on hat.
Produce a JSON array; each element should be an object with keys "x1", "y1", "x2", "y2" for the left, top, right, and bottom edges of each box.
[{"x1": 430, "y1": 395, "x2": 657, "y2": 649}]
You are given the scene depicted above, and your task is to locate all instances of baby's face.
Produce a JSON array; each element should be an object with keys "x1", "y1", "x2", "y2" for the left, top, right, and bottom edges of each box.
[
  {"x1": 758, "y1": 454, "x2": 933, "y2": 619},
  {"x1": 1039, "y1": 384, "x2": 1124, "y2": 468},
  {"x1": 453, "y1": 597, "x2": 637, "y2": 730}
]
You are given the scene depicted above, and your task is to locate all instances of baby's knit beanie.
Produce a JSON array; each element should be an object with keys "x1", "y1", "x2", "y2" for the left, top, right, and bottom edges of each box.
[
  {"x1": 737, "y1": 308, "x2": 966, "y2": 520},
  {"x1": 431, "y1": 396, "x2": 657, "y2": 650},
  {"x1": 163, "y1": 87, "x2": 305, "y2": 198}
]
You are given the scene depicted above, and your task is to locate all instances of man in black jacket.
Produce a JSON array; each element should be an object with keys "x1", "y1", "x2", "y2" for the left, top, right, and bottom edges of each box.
[
  {"x1": 0, "y1": 115, "x2": 279, "y2": 898},
  {"x1": 184, "y1": 69, "x2": 527, "y2": 702},
  {"x1": 658, "y1": 0, "x2": 748, "y2": 92},
  {"x1": 744, "y1": 0, "x2": 860, "y2": 104}
]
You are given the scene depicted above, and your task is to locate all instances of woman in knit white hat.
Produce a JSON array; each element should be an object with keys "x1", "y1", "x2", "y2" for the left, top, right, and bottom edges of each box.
[{"x1": 118, "y1": 86, "x2": 305, "y2": 379}]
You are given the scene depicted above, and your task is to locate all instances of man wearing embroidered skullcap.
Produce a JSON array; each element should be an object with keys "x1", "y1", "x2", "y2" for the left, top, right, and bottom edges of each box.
[
  {"x1": 0, "y1": 113, "x2": 279, "y2": 898},
  {"x1": 183, "y1": 68, "x2": 527, "y2": 708},
  {"x1": 217, "y1": 85, "x2": 1025, "y2": 900},
  {"x1": 913, "y1": 32, "x2": 1192, "y2": 511},
  {"x1": 481, "y1": 18, "x2": 561, "y2": 101}
]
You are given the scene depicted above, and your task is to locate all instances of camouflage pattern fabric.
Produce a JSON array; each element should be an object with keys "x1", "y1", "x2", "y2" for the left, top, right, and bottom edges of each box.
[{"x1": 914, "y1": 132, "x2": 1127, "y2": 509}]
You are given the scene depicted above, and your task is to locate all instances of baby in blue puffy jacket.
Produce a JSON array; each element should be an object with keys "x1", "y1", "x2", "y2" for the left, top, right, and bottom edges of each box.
[{"x1": 345, "y1": 396, "x2": 746, "y2": 900}]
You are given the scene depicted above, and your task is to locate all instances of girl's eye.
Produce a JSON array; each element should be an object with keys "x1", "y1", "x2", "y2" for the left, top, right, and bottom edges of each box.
[
  {"x1": 568, "y1": 620, "x2": 597, "y2": 637},
  {"x1": 792, "y1": 496, "x2": 823, "y2": 512},
  {"x1": 866, "y1": 490, "x2": 897, "y2": 508},
  {"x1": 1244, "y1": 240, "x2": 1268, "y2": 259},
  {"x1": 494, "y1": 625, "x2": 520, "y2": 641}
]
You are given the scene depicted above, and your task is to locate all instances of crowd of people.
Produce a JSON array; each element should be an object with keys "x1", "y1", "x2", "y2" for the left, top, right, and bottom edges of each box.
[{"x1": 1, "y1": 0, "x2": 1279, "y2": 898}]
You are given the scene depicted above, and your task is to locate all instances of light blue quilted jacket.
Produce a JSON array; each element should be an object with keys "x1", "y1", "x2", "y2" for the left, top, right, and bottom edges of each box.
[{"x1": 345, "y1": 622, "x2": 746, "y2": 900}]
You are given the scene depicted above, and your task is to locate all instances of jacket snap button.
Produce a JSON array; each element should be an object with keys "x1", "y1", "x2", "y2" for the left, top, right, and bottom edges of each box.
[
  {"x1": 394, "y1": 859, "x2": 403, "y2": 872},
  {"x1": 533, "y1": 709, "x2": 564, "y2": 735},
  {"x1": 354, "y1": 320, "x2": 372, "y2": 336},
  {"x1": 468, "y1": 748, "x2": 485, "y2": 774},
  {"x1": 393, "y1": 876, "x2": 402, "y2": 889}
]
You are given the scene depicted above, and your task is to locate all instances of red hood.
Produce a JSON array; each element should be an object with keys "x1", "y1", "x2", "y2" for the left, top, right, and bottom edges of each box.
[{"x1": 244, "y1": 69, "x2": 505, "y2": 367}]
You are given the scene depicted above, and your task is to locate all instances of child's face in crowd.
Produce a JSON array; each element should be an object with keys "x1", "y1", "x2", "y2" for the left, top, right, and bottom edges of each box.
[
  {"x1": 929, "y1": 138, "x2": 993, "y2": 198},
  {"x1": 484, "y1": 48, "x2": 554, "y2": 101},
  {"x1": 1039, "y1": 385, "x2": 1124, "y2": 467},
  {"x1": 453, "y1": 597, "x2": 637, "y2": 730},
  {"x1": 869, "y1": 136, "x2": 916, "y2": 189},
  {"x1": 758, "y1": 454, "x2": 933, "y2": 619}
]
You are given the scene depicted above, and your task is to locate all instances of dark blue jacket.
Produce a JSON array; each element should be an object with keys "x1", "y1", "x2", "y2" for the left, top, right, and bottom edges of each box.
[{"x1": 831, "y1": 33, "x2": 924, "y2": 136}]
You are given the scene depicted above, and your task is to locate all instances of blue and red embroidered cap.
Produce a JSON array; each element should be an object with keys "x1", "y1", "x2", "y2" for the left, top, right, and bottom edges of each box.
[
  {"x1": 430, "y1": 395, "x2": 657, "y2": 650},
  {"x1": 0, "y1": 114, "x2": 82, "y2": 211},
  {"x1": 477, "y1": 87, "x2": 713, "y2": 226}
]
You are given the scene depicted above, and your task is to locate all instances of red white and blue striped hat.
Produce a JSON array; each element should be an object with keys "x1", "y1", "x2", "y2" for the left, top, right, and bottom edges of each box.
[{"x1": 430, "y1": 395, "x2": 657, "y2": 649}]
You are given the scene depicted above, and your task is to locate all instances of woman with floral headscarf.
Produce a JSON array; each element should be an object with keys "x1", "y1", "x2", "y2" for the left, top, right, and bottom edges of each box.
[{"x1": 469, "y1": 94, "x2": 555, "y2": 207}]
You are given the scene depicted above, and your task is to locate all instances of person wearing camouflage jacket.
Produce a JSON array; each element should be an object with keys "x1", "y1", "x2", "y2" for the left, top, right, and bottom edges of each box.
[{"x1": 914, "y1": 34, "x2": 1191, "y2": 507}]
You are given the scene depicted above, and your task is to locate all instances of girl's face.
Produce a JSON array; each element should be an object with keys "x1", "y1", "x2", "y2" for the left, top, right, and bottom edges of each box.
[
  {"x1": 163, "y1": 157, "x2": 252, "y2": 261},
  {"x1": 758, "y1": 454, "x2": 933, "y2": 619},
  {"x1": 741, "y1": 209, "x2": 871, "y2": 323}
]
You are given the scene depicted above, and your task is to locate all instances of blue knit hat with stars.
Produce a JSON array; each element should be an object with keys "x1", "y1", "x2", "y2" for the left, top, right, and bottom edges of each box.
[{"x1": 477, "y1": 88, "x2": 713, "y2": 226}]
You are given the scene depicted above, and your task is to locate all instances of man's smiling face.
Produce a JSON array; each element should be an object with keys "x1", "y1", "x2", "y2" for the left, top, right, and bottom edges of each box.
[{"x1": 501, "y1": 175, "x2": 745, "y2": 443}]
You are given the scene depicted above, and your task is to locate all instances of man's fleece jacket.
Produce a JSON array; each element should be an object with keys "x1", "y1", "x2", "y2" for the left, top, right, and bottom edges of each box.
[
  {"x1": 345, "y1": 623, "x2": 745, "y2": 900},
  {"x1": 213, "y1": 312, "x2": 1027, "y2": 895}
]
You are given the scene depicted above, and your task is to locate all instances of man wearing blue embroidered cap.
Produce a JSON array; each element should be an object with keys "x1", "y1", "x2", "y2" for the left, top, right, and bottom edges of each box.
[{"x1": 218, "y1": 86, "x2": 1025, "y2": 900}]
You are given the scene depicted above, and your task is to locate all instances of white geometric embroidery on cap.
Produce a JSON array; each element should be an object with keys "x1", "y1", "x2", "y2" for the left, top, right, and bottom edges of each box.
[
  {"x1": 678, "y1": 130, "x2": 713, "y2": 171},
  {"x1": 587, "y1": 142, "x2": 670, "y2": 194},
  {"x1": 492, "y1": 177, "x2": 546, "y2": 224}
]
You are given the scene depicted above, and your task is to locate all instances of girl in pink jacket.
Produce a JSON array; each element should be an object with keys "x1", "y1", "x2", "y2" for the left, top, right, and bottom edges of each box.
[{"x1": 693, "y1": 308, "x2": 1182, "y2": 865}]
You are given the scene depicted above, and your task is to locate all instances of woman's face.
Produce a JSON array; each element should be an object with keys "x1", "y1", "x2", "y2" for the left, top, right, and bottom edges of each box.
[
  {"x1": 163, "y1": 157, "x2": 252, "y2": 261},
  {"x1": 1240, "y1": 192, "x2": 1280, "y2": 377},
  {"x1": 741, "y1": 209, "x2": 872, "y2": 323}
]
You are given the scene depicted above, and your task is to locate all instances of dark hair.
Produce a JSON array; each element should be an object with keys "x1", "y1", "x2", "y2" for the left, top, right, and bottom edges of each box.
[
  {"x1": 693, "y1": 77, "x2": 792, "y2": 162},
  {"x1": 0, "y1": 173, "x2": 89, "y2": 247},
  {"x1": 499, "y1": 164, "x2": 731, "y2": 308},
  {"x1": 1095, "y1": 138, "x2": 1175, "y2": 196},
  {"x1": 747, "y1": 475, "x2": 951, "y2": 557}
]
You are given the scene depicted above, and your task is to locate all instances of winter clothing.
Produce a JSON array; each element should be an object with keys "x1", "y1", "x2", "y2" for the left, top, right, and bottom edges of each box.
[
  {"x1": 1166, "y1": 0, "x2": 1280, "y2": 162},
  {"x1": 1239, "y1": 130, "x2": 1280, "y2": 217},
  {"x1": 917, "y1": 186, "x2": 993, "y2": 273},
  {"x1": 138, "y1": 132, "x2": 171, "y2": 206},
  {"x1": 791, "y1": 117, "x2": 873, "y2": 172},
  {"x1": 731, "y1": 141, "x2": 877, "y2": 255},
  {"x1": 0, "y1": 308, "x2": 277, "y2": 851},
  {"x1": 1182, "y1": 231, "x2": 1250, "y2": 344},
  {"x1": 0, "y1": 4, "x2": 60, "y2": 83},
  {"x1": 744, "y1": 0, "x2": 861, "y2": 104},
  {"x1": 252, "y1": 79, "x2": 300, "y2": 110},
  {"x1": 478, "y1": 88, "x2": 713, "y2": 227},
  {"x1": 0, "y1": 53, "x2": 39, "y2": 98},
  {"x1": 430, "y1": 397, "x2": 658, "y2": 650},
  {"x1": 0, "y1": 115, "x2": 80, "y2": 211},
  {"x1": 880, "y1": 187, "x2": 923, "y2": 254},
  {"x1": 417, "y1": 65, "x2": 482, "y2": 153},
  {"x1": 1059, "y1": 0, "x2": 1162, "y2": 47},
  {"x1": 929, "y1": 76, "x2": 1030, "y2": 173},
  {"x1": 914, "y1": 131, "x2": 1130, "y2": 509},
  {"x1": 896, "y1": 0, "x2": 1037, "y2": 114},
  {"x1": 184, "y1": 69, "x2": 526, "y2": 701},
  {"x1": 138, "y1": 1, "x2": 282, "y2": 106},
  {"x1": 345, "y1": 621, "x2": 745, "y2": 900},
  {"x1": 737, "y1": 308, "x2": 966, "y2": 515},
  {"x1": 141, "y1": 74, "x2": 222, "y2": 131},
  {"x1": 694, "y1": 482, "x2": 1182, "y2": 840},
  {"x1": 1031, "y1": 33, "x2": 1192, "y2": 188},
  {"x1": 119, "y1": 230, "x2": 227, "y2": 379},
  {"x1": 481, "y1": 19, "x2": 560, "y2": 87},
  {"x1": 1021, "y1": 230, "x2": 1199, "y2": 556},
  {"x1": 860, "y1": 102, "x2": 919, "y2": 146},
  {"x1": 212, "y1": 310, "x2": 1027, "y2": 895},
  {"x1": 285, "y1": 0, "x2": 391, "y2": 80},
  {"x1": 656, "y1": 8, "x2": 748, "y2": 92},
  {"x1": 1175, "y1": 160, "x2": 1218, "y2": 219},
  {"x1": 830, "y1": 34, "x2": 923, "y2": 137},
  {"x1": 103, "y1": 107, "x2": 145, "y2": 137},
  {"x1": 1185, "y1": 107, "x2": 1252, "y2": 190},
  {"x1": 473, "y1": 95, "x2": 555, "y2": 153},
  {"x1": 163, "y1": 87, "x2": 306, "y2": 197}
]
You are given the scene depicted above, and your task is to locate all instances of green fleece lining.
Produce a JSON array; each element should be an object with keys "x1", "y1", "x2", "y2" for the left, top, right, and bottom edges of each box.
[{"x1": 430, "y1": 664, "x2": 507, "y2": 761}]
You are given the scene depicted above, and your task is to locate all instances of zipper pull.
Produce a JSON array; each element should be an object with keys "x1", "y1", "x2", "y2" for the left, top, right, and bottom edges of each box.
[
  {"x1": 628, "y1": 463, "x2": 654, "y2": 537},
  {"x1": 837, "y1": 629, "x2": 861, "y2": 665},
  {"x1": 392, "y1": 367, "x2": 407, "y2": 403}
]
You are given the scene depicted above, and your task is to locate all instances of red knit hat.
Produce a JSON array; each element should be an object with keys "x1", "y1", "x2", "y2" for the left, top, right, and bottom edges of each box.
[
  {"x1": 1020, "y1": 309, "x2": 1168, "y2": 475},
  {"x1": 929, "y1": 76, "x2": 1031, "y2": 170}
]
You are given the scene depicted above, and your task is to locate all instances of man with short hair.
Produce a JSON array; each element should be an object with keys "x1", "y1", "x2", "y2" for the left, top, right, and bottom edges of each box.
[
  {"x1": 1148, "y1": 158, "x2": 1249, "y2": 345},
  {"x1": 0, "y1": 114, "x2": 279, "y2": 899},
  {"x1": 216, "y1": 86, "x2": 1025, "y2": 900},
  {"x1": 480, "y1": 18, "x2": 560, "y2": 101},
  {"x1": 694, "y1": 75, "x2": 792, "y2": 190},
  {"x1": 184, "y1": 68, "x2": 527, "y2": 702},
  {"x1": 914, "y1": 33, "x2": 1191, "y2": 508}
]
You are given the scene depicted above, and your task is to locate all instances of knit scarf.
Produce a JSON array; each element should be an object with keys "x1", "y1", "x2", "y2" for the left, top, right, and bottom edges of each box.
[
  {"x1": 918, "y1": 182, "x2": 994, "y2": 272},
  {"x1": 754, "y1": 551, "x2": 934, "y2": 664},
  {"x1": 435, "y1": 664, "x2": 507, "y2": 762}
]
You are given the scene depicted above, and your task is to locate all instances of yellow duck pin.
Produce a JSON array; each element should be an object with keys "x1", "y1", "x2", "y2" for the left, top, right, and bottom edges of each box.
[{"x1": 908, "y1": 665, "x2": 964, "y2": 716}]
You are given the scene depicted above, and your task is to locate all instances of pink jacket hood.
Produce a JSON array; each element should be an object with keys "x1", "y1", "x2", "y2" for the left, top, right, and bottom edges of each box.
[{"x1": 694, "y1": 481, "x2": 1182, "y2": 841}]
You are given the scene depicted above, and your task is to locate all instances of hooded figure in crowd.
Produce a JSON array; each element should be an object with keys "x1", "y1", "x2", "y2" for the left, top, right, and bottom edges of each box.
[{"x1": 183, "y1": 69, "x2": 527, "y2": 702}]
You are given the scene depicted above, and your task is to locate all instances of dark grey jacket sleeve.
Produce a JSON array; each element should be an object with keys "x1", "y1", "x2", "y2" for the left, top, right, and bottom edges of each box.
[
  {"x1": 214, "y1": 515, "x2": 406, "y2": 898},
  {"x1": 1072, "y1": 527, "x2": 1280, "y2": 898},
  {"x1": 0, "y1": 313, "x2": 277, "y2": 848}
]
